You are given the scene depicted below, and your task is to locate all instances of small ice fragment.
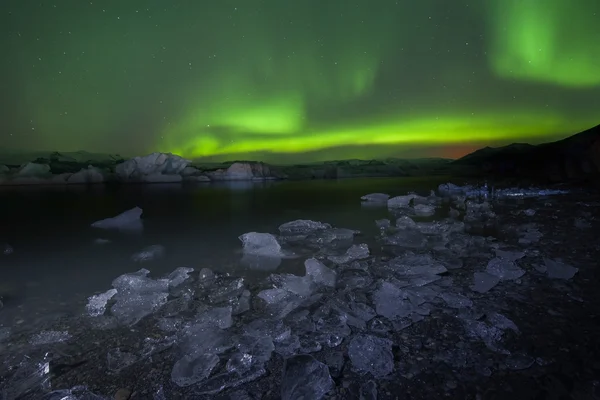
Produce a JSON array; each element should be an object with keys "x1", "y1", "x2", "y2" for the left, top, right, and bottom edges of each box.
[
  {"x1": 440, "y1": 292, "x2": 473, "y2": 308},
  {"x1": 86, "y1": 288, "x2": 118, "y2": 317},
  {"x1": 395, "y1": 216, "x2": 417, "y2": 229},
  {"x1": 305, "y1": 258, "x2": 336, "y2": 287},
  {"x1": 168, "y1": 267, "x2": 194, "y2": 287},
  {"x1": 131, "y1": 244, "x2": 165, "y2": 262},
  {"x1": 233, "y1": 290, "x2": 251, "y2": 315},
  {"x1": 328, "y1": 243, "x2": 370, "y2": 264},
  {"x1": 505, "y1": 353, "x2": 535, "y2": 370},
  {"x1": 544, "y1": 258, "x2": 578, "y2": 280},
  {"x1": 361, "y1": 193, "x2": 390, "y2": 202},
  {"x1": 278, "y1": 219, "x2": 331, "y2": 235},
  {"x1": 387, "y1": 194, "x2": 417, "y2": 208},
  {"x1": 239, "y1": 232, "x2": 284, "y2": 257},
  {"x1": 494, "y1": 249, "x2": 525, "y2": 261},
  {"x1": 523, "y1": 209, "x2": 536, "y2": 216},
  {"x1": 413, "y1": 204, "x2": 435, "y2": 216},
  {"x1": 348, "y1": 334, "x2": 394, "y2": 377},
  {"x1": 171, "y1": 353, "x2": 220, "y2": 387},
  {"x1": 470, "y1": 272, "x2": 500, "y2": 293},
  {"x1": 3, "y1": 243, "x2": 14, "y2": 255},
  {"x1": 281, "y1": 355, "x2": 334, "y2": 400},
  {"x1": 94, "y1": 238, "x2": 111, "y2": 245},
  {"x1": 486, "y1": 257, "x2": 525, "y2": 280},
  {"x1": 375, "y1": 219, "x2": 391, "y2": 229},
  {"x1": 30, "y1": 330, "x2": 71, "y2": 346},
  {"x1": 91, "y1": 206, "x2": 143, "y2": 230}
]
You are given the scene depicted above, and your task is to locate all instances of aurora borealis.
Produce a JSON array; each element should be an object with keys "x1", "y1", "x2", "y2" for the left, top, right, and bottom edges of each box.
[{"x1": 1, "y1": 0, "x2": 599, "y2": 163}]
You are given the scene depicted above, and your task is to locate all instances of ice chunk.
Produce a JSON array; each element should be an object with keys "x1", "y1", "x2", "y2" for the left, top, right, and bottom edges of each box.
[
  {"x1": 440, "y1": 292, "x2": 473, "y2": 308},
  {"x1": 29, "y1": 330, "x2": 71, "y2": 346},
  {"x1": 307, "y1": 228, "x2": 355, "y2": 245},
  {"x1": 383, "y1": 227, "x2": 427, "y2": 248},
  {"x1": 271, "y1": 274, "x2": 314, "y2": 297},
  {"x1": 544, "y1": 258, "x2": 578, "y2": 280},
  {"x1": 207, "y1": 277, "x2": 245, "y2": 304},
  {"x1": 361, "y1": 193, "x2": 390, "y2": 202},
  {"x1": 279, "y1": 219, "x2": 331, "y2": 235},
  {"x1": 196, "y1": 306, "x2": 233, "y2": 329},
  {"x1": 337, "y1": 269, "x2": 373, "y2": 290},
  {"x1": 387, "y1": 194, "x2": 417, "y2": 208},
  {"x1": 396, "y1": 216, "x2": 417, "y2": 229},
  {"x1": 373, "y1": 282, "x2": 415, "y2": 320},
  {"x1": 470, "y1": 272, "x2": 500, "y2": 293},
  {"x1": 240, "y1": 232, "x2": 281, "y2": 255},
  {"x1": 328, "y1": 243, "x2": 370, "y2": 264},
  {"x1": 111, "y1": 292, "x2": 168, "y2": 325},
  {"x1": 487, "y1": 312, "x2": 519, "y2": 333},
  {"x1": 171, "y1": 353, "x2": 220, "y2": 387},
  {"x1": 522, "y1": 208, "x2": 536, "y2": 216},
  {"x1": 131, "y1": 244, "x2": 165, "y2": 262},
  {"x1": 275, "y1": 335, "x2": 301, "y2": 357},
  {"x1": 179, "y1": 325, "x2": 233, "y2": 356},
  {"x1": 168, "y1": 267, "x2": 194, "y2": 287},
  {"x1": 257, "y1": 289, "x2": 305, "y2": 318},
  {"x1": 112, "y1": 269, "x2": 170, "y2": 294},
  {"x1": 235, "y1": 335, "x2": 274, "y2": 368},
  {"x1": 486, "y1": 257, "x2": 525, "y2": 280},
  {"x1": 86, "y1": 288, "x2": 117, "y2": 317},
  {"x1": 389, "y1": 254, "x2": 447, "y2": 276},
  {"x1": 463, "y1": 313, "x2": 518, "y2": 353},
  {"x1": 305, "y1": 258, "x2": 337, "y2": 287},
  {"x1": 281, "y1": 355, "x2": 334, "y2": 400},
  {"x1": 91, "y1": 206, "x2": 143, "y2": 231},
  {"x1": 413, "y1": 204, "x2": 435, "y2": 216},
  {"x1": 348, "y1": 334, "x2": 394, "y2": 377},
  {"x1": 505, "y1": 353, "x2": 535, "y2": 370}
]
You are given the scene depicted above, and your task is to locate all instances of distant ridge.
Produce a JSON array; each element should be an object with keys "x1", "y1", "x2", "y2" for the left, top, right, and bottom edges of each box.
[{"x1": 454, "y1": 124, "x2": 600, "y2": 181}]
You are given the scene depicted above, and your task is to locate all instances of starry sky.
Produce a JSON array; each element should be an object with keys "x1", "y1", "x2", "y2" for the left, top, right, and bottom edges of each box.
[{"x1": 1, "y1": 0, "x2": 599, "y2": 163}]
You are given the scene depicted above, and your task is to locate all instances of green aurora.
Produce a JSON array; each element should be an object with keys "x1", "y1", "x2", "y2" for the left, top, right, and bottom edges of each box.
[{"x1": 1, "y1": 0, "x2": 599, "y2": 163}]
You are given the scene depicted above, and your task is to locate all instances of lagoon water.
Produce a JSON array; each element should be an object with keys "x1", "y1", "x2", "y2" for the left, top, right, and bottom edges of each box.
[{"x1": 0, "y1": 177, "x2": 446, "y2": 323}]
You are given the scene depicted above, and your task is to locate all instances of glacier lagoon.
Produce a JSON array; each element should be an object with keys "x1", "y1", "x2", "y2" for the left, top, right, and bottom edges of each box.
[{"x1": 0, "y1": 177, "x2": 598, "y2": 399}]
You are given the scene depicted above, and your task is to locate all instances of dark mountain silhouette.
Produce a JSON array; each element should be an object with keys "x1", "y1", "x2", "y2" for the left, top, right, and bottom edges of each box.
[{"x1": 453, "y1": 124, "x2": 600, "y2": 182}]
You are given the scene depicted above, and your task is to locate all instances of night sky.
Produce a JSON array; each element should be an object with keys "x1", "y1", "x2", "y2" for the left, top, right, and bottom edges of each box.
[{"x1": 1, "y1": 0, "x2": 599, "y2": 163}]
